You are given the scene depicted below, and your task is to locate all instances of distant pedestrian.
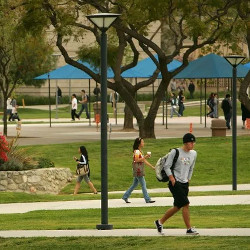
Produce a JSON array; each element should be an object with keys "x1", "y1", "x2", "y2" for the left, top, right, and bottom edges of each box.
[
  {"x1": 9, "y1": 97, "x2": 20, "y2": 121},
  {"x1": 170, "y1": 79, "x2": 177, "y2": 92},
  {"x1": 241, "y1": 94, "x2": 250, "y2": 129},
  {"x1": 213, "y1": 93, "x2": 218, "y2": 118},
  {"x1": 170, "y1": 93, "x2": 181, "y2": 118},
  {"x1": 188, "y1": 80, "x2": 195, "y2": 99},
  {"x1": 221, "y1": 94, "x2": 232, "y2": 129},
  {"x1": 56, "y1": 86, "x2": 62, "y2": 104},
  {"x1": 73, "y1": 146, "x2": 97, "y2": 195},
  {"x1": 71, "y1": 94, "x2": 79, "y2": 121},
  {"x1": 178, "y1": 90, "x2": 185, "y2": 116},
  {"x1": 93, "y1": 83, "x2": 101, "y2": 102},
  {"x1": 6, "y1": 97, "x2": 12, "y2": 121},
  {"x1": 77, "y1": 90, "x2": 90, "y2": 119},
  {"x1": 122, "y1": 137, "x2": 155, "y2": 204},
  {"x1": 110, "y1": 91, "x2": 119, "y2": 108},
  {"x1": 206, "y1": 93, "x2": 215, "y2": 118},
  {"x1": 154, "y1": 133, "x2": 199, "y2": 236}
]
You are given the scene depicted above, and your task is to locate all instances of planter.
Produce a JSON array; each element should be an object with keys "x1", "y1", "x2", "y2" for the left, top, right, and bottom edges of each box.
[{"x1": 0, "y1": 168, "x2": 73, "y2": 194}]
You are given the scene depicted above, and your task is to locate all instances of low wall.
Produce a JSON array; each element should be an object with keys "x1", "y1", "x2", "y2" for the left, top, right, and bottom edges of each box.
[{"x1": 0, "y1": 168, "x2": 73, "y2": 194}]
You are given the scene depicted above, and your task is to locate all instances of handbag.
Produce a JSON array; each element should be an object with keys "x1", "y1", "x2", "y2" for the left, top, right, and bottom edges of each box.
[
  {"x1": 76, "y1": 163, "x2": 89, "y2": 176},
  {"x1": 132, "y1": 162, "x2": 145, "y2": 177}
]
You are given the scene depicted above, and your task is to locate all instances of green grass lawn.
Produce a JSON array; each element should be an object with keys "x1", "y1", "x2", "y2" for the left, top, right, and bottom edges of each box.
[
  {"x1": 21, "y1": 136, "x2": 250, "y2": 191},
  {"x1": 0, "y1": 236, "x2": 249, "y2": 250},
  {"x1": 0, "y1": 136, "x2": 249, "y2": 203},
  {"x1": 0, "y1": 205, "x2": 249, "y2": 230}
]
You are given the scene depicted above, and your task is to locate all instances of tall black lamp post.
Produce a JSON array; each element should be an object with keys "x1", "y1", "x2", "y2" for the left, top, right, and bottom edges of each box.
[
  {"x1": 86, "y1": 13, "x2": 120, "y2": 230},
  {"x1": 224, "y1": 55, "x2": 245, "y2": 191}
]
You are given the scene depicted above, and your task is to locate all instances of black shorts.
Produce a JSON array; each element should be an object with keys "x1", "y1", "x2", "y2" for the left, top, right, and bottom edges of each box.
[{"x1": 168, "y1": 181, "x2": 189, "y2": 208}]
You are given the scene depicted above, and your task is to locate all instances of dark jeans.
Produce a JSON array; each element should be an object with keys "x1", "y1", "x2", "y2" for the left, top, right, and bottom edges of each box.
[
  {"x1": 178, "y1": 103, "x2": 185, "y2": 116},
  {"x1": 78, "y1": 103, "x2": 90, "y2": 119},
  {"x1": 71, "y1": 109, "x2": 79, "y2": 120},
  {"x1": 224, "y1": 112, "x2": 232, "y2": 129}
]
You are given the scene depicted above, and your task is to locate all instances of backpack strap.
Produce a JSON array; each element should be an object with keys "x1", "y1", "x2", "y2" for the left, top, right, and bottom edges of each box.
[{"x1": 170, "y1": 148, "x2": 179, "y2": 172}]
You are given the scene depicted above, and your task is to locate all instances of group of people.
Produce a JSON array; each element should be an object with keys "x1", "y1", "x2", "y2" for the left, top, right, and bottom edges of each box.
[
  {"x1": 6, "y1": 96, "x2": 21, "y2": 122},
  {"x1": 170, "y1": 79, "x2": 196, "y2": 99},
  {"x1": 71, "y1": 90, "x2": 90, "y2": 121},
  {"x1": 74, "y1": 132, "x2": 199, "y2": 235},
  {"x1": 206, "y1": 92, "x2": 219, "y2": 118},
  {"x1": 169, "y1": 90, "x2": 185, "y2": 117},
  {"x1": 207, "y1": 93, "x2": 250, "y2": 130}
]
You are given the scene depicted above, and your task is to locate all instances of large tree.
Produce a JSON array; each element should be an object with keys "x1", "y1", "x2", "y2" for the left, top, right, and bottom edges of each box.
[
  {"x1": 0, "y1": 0, "x2": 55, "y2": 135},
  {"x1": 237, "y1": 0, "x2": 250, "y2": 110},
  {"x1": 20, "y1": 0, "x2": 242, "y2": 138}
]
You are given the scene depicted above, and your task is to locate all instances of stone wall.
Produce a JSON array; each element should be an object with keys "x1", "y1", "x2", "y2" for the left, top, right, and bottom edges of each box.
[{"x1": 0, "y1": 168, "x2": 73, "y2": 194}]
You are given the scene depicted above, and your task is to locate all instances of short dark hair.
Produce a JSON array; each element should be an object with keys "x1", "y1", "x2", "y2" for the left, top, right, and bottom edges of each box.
[
  {"x1": 226, "y1": 94, "x2": 230, "y2": 98},
  {"x1": 81, "y1": 89, "x2": 85, "y2": 93}
]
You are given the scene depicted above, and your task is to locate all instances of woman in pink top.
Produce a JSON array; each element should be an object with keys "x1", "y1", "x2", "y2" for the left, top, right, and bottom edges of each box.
[{"x1": 122, "y1": 137, "x2": 155, "y2": 203}]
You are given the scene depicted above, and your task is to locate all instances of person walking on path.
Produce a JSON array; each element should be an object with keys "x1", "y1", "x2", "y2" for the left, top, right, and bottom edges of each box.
[
  {"x1": 206, "y1": 93, "x2": 215, "y2": 118},
  {"x1": 122, "y1": 137, "x2": 155, "y2": 204},
  {"x1": 56, "y1": 86, "x2": 62, "y2": 104},
  {"x1": 170, "y1": 79, "x2": 177, "y2": 92},
  {"x1": 73, "y1": 146, "x2": 97, "y2": 195},
  {"x1": 93, "y1": 83, "x2": 101, "y2": 102},
  {"x1": 155, "y1": 133, "x2": 199, "y2": 236},
  {"x1": 6, "y1": 97, "x2": 12, "y2": 121},
  {"x1": 9, "y1": 96, "x2": 20, "y2": 121},
  {"x1": 188, "y1": 80, "x2": 195, "y2": 99},
  {"x1": 71, "y1": 94, "x2": 79, "y2": 121},
  {"x1": 178, "y1": 90, "x2": 185, "y2": 116},
  {"x1": 221, "y1": 94, "x2": 232, "y2": 129},
  {"x1": 213, "y1": 93, "x2": 218, "y2": 118},
  {"x1": 170, "y1": 93, "x2": 181, "y2": 118},
  {"x1": 241, "y1": 94, "x2": 250, "y2": 129},
  {"x1": 77, "y1": 90, "x2": 90, "y2": 119}
]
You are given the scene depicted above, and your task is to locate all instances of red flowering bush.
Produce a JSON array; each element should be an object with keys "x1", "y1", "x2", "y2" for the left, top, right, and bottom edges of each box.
[{"x1": 0, "y1": 133, "x2": 9, "y2": 162}]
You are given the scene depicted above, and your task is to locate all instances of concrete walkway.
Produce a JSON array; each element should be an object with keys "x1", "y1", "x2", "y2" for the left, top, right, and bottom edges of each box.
[
  {"x1": 0, "y1": 194, "x2": 249, "y2": 215},
  {"x1": 4, "y1": 115, "x2": 250, "y2": 146},
  {"x1": 1, "y1": 184, "x2": 250, "y2": 215},
  {"x1": 1, "y1": 228, "x2": 250, "y2": 238}
]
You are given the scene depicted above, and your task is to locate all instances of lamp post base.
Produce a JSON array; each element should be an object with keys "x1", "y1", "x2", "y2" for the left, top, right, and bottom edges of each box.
[{"x1": 96, "y1": 224, "x2": 113, "y2": 230}]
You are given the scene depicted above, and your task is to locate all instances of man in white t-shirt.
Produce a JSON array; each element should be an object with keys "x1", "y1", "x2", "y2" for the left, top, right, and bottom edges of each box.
[{"x1": 71, "y1": 94, "x2": 79, "y2": 121}]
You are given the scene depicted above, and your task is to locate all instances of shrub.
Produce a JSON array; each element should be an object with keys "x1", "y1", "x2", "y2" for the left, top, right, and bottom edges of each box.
[
  {"x1": 0, "y1": 137, "x2": 54, "y2": 171},
  {"x1": 36, "y1": 157, "x2": 55, "y2": 168}
]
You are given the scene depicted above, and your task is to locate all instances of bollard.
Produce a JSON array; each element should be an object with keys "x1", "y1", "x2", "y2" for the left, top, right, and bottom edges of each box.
[
  {"x1": 22, "y1": 99, "x2": 25, "y2": 108},
  {"x1": 95, "y1": 114, "x2": 100, "y2": 131},
  {"x1": 246, "y1": 118, "x2": 250, "y2": 129},
  {"x1": 189, "y1": 123, "x2": 193, "y2": 133}
]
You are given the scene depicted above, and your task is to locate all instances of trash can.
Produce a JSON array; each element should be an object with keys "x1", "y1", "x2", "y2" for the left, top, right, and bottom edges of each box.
[{"x1": 211, "y1": 119, "x2": 227, "y2": 137}]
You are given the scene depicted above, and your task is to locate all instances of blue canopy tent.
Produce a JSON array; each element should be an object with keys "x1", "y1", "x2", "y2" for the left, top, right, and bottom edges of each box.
[
  {"x1": 172, "y1": 53, "x2": 249, "y2": 127},
  {"x1": 35, "y1": 57, "x2": 182, "y2": 126},
  {"x1": 244, "y1": 62, "x2": 250, "y2": 69},
  {"x1": 174, "y1": 53, "x2": 248, "y2": 79},
  {"x1": 35, "y1": 60, "x2": 142, "y2": 80}
]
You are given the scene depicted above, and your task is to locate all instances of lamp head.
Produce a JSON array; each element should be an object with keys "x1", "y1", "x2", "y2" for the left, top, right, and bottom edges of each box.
[
  {"x1": 87, "y1": 13, "x2": 120, "y2": 31},
  {"x1": 224, "y1": 55, "x2": 246, "y2": 67}
]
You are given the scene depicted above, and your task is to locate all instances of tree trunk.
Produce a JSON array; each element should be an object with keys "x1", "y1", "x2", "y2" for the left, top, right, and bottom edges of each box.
[
  {"x1": 138, "y1": 116, "x2": 156, "y2": 138},
  {"x1": 123, "y1": 103, "x2": 134, "y2": 130},
  {"x1": 2, "y1": 95, "x2": 8, "y2": 136},
  {"x1": 239, "y1": 70, "x2": 250, "y2": 111}
]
